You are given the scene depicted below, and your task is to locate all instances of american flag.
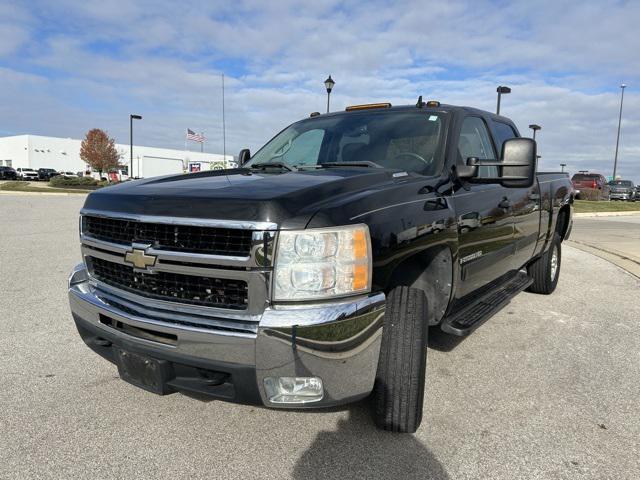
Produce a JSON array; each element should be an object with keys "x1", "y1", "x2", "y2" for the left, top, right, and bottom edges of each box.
[{"x1": 186, "y1": 129, "x2": 205, "y2": 143}]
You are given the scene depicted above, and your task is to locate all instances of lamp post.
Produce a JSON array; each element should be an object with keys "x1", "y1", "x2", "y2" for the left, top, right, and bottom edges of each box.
[
  {"x1": 496, "y1": 86, "x2": 511, "y2": 115},
  {"x1": 529, "y1": 124, "x2": 541, "y2": 140},
  {"x1": 129, "y1": 114, "x2": 142, "y2": 178},
  {"x1": 560, "y1": 163, "x2": 566, "y2": 173},
  {"x1": 612, "y1": 83, "x2": 626, "y2": 180},
  {"x1": 324, "y1": 75, "x2": 335, "y2": 113}
]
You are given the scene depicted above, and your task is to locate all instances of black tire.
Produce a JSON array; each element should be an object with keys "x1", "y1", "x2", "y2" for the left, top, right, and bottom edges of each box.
[
  {"x1": 527, "y1": 233, "x2": 561, "y2": 294},
  {"x1": 373, "y1": 286, "x2": 428, "y2": 433}
]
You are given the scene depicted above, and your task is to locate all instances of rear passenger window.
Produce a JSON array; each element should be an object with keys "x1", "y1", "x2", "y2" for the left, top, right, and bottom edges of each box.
[
  {"x1": 492, "y1": 121, "x2": 518, "y2": 155},
  {"x1": 458, "y1": 117, "x2": 497, "y2": 177}
]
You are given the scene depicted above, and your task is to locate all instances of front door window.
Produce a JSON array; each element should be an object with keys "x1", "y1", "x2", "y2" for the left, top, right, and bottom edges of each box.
[{"x1": 458, "y1": 117, "x2": 498, "y2": 177}]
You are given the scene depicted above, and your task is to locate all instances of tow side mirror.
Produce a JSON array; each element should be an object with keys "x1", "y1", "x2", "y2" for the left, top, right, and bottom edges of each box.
[
  {"x1": 456, "y1": 138, "x2": 537, "y2": 189},
  {"x1": 238, "y1": 149, "x2": 251, "y2": 166},
  {"x1": 500, "y1": 138, "x2": 536, "y2": 188}
]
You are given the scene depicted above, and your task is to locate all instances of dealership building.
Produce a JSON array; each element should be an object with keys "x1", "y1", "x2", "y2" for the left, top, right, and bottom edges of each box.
[{"x1": 0, "y1": 134, "x2": 235, "y2": 178}]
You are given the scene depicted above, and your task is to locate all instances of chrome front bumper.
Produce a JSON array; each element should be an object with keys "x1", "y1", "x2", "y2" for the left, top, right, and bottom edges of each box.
[
  {"x1": 610, "y1": 193, "x2": 630, "y2": 200},
  {"x1": 69, "y1": 264, "x2": 384, "y2": 408}
]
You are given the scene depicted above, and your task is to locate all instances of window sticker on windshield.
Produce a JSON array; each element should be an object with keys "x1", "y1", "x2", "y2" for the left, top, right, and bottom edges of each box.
[{"x1": 428, "y1": 115, "x2": 438, "y2": 121}]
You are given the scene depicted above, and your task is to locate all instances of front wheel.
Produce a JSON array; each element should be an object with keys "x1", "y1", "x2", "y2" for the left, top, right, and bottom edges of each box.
[
  {"x1": 373, "y1": 286, "x2": 428, "y2": 433},
  {"x1": 527, "y1": 233, "x2": 561, "y2": 294}
]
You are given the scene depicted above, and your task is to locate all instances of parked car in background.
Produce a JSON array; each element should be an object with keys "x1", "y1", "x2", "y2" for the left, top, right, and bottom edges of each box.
[
  {"x1": 571, "y1": 173, "x2": 610, "y2": 200},
  {"x1": 0, "y1": 166, "x2": 17, "y2": 180},
  {"x1": 89, "y1": 167, "x2": 129, "y2": 182},
  {"x1": 60, "y1": 171, "x2": 79, "y2": 179},
  {"x1": 37, "y1": 168, "x2": 60, "y2": 181},
  {"x1": 608, "y1": 179, "x2": 637, "y2": 201},
  {"x1": 16, "y1": 167, "x2": 39, "y2": 181}
]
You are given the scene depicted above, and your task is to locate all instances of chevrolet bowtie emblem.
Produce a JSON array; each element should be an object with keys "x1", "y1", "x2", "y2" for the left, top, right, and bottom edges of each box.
[{"x1": 124, "y1": 248, "x2": 157, "y2": 270}]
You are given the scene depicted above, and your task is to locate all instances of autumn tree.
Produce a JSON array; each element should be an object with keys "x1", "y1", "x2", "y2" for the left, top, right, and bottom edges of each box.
[{"x1": 80, "y1": 129, "x2": 120, "y2": 177}]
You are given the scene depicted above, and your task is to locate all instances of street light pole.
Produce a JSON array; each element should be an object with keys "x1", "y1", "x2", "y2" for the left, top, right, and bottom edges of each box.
[
  {"x1": 129, "y1": 114, "x2": 142, "y2": 179},
  {"x1": 560, "y1": 163, "x2": 566, "y2": 173},
  {"x1": 496, "y1": 86, "x2": 511, "y2": 115},
  {"x1": 529, "y1": 124, "x2": 541, "y2": 141},
  {"x1": 612, "y1": 83, "x2": 626, "y2": 180},
  {"x1": 324, "y1": 75, "x2": 335, "y2": 113}
]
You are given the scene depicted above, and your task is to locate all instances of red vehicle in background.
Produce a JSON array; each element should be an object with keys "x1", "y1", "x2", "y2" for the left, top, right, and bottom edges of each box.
[{"x1": 571, "y1": 172, "x2": 610, "y2": 200}]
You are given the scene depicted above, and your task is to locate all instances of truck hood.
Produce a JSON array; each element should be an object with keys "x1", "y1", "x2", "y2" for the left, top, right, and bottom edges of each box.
[{"x1": 82, "y1": 168, "x2": 399, "y2": 229}]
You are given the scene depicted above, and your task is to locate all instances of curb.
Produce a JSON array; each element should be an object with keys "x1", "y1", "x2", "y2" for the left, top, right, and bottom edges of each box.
[
  {"x1": 0, "y1": 190, "x2": 89, "y2": 196},
  {"x1": 574, "y1": 211, "x2": 640, "y2": 218},
  {"x1": 567, "y1": 241, "x2": 640, "y2": 279}
]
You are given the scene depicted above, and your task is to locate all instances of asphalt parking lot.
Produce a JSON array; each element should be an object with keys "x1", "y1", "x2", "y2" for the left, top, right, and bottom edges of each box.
[
  {"x1": 569, "y1": 214, "x2": 640, "y2": 277},
  {"x1": 1, "y1": 194, "x2": 640, "y2": 480}
]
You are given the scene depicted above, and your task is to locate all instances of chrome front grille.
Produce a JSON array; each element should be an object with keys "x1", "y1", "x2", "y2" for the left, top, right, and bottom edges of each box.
[
  {"x1": 88, "y1": 256, "x2": 249, "y2": 309},
  {"x1": 93, "y1": 289, "x2": 259, "y2": 335},
  {"x1": 79, "y1": 210, "x2": 277, "y2": 327},
  {"x1": 82, "y1": 215, "x2": 253, "y2": 256}
]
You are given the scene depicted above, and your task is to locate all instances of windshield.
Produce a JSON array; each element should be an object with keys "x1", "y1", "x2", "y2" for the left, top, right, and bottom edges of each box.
[
  {"x1": 246, "y1": 110, "x2": 447, "y2": 176},
  {"x1": 609, "y1": 180, "x2": 633, "y2": 186}
]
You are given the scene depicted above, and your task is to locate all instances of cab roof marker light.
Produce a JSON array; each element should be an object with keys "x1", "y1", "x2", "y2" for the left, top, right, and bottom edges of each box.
[
  {"x1": 345, "y1": 103, "x2": 392, "y2": 112},
  {"x1": 426, "y1": 100, "x2": 440, "y2": 107}
]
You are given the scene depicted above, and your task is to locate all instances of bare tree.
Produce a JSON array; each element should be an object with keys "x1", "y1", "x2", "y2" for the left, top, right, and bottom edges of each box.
[{"x1": 80, "y1": 129, "x2": 120, "y2": 178}]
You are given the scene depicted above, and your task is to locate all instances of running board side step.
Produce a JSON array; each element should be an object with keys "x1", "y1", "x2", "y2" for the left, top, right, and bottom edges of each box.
[{"x1": 441, "y1": 272, "x2": 533, "y2": 336}]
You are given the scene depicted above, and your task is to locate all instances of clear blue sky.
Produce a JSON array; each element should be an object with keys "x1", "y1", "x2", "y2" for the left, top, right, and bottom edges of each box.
[{"x1": 1, "y1": 0, "x2": 638, "y2": 181}]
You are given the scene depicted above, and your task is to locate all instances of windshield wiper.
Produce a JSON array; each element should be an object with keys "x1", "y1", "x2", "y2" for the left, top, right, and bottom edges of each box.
[
  {"x1": 299, "y1": 161, "x2": 383, "y2": 170},
  {"x1": 250, "y1": 162, "x2": 296, "y2": 172}
]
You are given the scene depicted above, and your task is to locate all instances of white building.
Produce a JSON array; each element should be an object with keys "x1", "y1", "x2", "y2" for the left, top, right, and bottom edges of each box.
[{"x1": 0, "y1": 134, "x2": 236, "y2": 178}]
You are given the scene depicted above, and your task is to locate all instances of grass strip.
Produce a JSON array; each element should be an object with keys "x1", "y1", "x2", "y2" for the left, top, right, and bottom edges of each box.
[
  {"x1": 0, "y1": 181, "x2": 91, "y2": 194},
  {"x1": 574, "y1": 200, "x2": 640, "y2": 213}
]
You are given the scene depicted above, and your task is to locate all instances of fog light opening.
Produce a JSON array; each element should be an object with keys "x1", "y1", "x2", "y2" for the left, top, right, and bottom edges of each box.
[{"x1": 264, "y1": 377, "x2": 324, "y2": 404}]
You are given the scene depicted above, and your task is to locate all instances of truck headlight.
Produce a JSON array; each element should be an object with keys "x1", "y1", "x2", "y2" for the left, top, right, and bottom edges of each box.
[{"x1": 273, "y1": 225, "x2": 372, "y2": 301}]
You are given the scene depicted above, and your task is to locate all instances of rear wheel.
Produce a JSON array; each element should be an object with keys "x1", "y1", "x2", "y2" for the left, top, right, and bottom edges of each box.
[
  {"x1": 373, "y1": 286, "x2": 428, "y2": 433},
  {"x1": 527, "y1": 233, "x2": 561, "y2": 294}
]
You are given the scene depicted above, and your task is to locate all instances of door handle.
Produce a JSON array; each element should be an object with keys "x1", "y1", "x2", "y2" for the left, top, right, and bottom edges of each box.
[{"x1": 498, "y1": 199, "x2": 512, "y2": 210}]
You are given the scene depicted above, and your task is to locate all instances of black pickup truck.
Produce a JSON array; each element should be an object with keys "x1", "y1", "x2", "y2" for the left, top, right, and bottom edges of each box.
[{"x1": 68, "y1": 100, "x2": 573, "y2": 433}]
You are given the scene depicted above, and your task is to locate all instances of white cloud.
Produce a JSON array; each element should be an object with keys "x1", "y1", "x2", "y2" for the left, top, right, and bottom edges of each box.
[
  {"x1": 0, "y1": 25, "x2": 29, "y2": 57},
  {"x1": 0, "y1": 4, "x2": 32, "y2": 57},
  {"x1": 0, "y1": 0, "x2": 639, "y2": 181}
]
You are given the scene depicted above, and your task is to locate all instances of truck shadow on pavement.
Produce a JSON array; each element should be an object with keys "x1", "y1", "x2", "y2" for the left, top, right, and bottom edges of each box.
[{"x1": 292, "y1": 400, "x2": 449, "y2": 480}]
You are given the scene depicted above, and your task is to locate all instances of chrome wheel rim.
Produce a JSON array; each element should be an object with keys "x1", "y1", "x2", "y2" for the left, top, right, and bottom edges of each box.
[{"x1": 550, "y1": 246, "x2": 558, "y2": 281}]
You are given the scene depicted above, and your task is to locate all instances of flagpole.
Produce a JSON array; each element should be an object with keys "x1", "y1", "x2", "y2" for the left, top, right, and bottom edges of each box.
[
  {"x1": 201, "y1": 132, "x2": 204, "y2": 153},
  {"x1": 222, "y1": 73, "x2": 226, "y2": 162}
]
